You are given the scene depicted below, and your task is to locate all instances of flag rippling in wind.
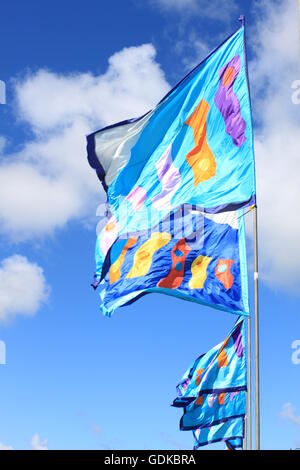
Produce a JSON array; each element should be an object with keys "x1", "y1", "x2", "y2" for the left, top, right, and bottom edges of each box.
[
  {"x1": 87, "y1": 25, "x2": 255, "y2": 299},
  {"x1": 173, "y1": 318, "x2": 246, "y2": 449},
  {"x1": 97, "y1": 207, "x2": 249, "y2": 317}
]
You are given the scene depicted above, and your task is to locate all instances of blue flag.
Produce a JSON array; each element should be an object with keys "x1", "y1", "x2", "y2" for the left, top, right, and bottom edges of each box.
[
  {"x1": 174, "y1": 318, "x2": 247, "y2": 406},
  {"x1": 87, "y1": 26, "x2": 253, "y2": 319},
  {"x1": 87, "y1": 26, "x2": 255, "y2": 218},
  {"x1": 97, "y1": 208, "x2": 249, "y2": 317}
]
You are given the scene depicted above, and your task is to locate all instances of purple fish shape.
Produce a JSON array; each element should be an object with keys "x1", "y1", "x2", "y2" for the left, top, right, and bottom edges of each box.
[{"x1": 214, "y1": 55, "x2": 246, "y2": 147}]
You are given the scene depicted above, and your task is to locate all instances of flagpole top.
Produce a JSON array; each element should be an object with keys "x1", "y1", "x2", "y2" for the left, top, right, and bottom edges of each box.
[{"x1": 239, "y1": 15, "x2": 245, "y2": 26}]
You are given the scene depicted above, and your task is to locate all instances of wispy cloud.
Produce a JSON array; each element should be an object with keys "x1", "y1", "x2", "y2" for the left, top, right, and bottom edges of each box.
[
  {"x1": 0, "y1": 433, "x2": 48, "y2": 450},
  {"x1": 0, "y1": 442, "x2": 14, "y2": 450},
  {"x1": 149, "y1": 0, "x2": 238, "y2": 23},
  {"x1": 30, "y1": 433, "x2": 48, "y2": 450},
  {"x1": 280, "y1": 403, "x2": 300, "y2": 426}
]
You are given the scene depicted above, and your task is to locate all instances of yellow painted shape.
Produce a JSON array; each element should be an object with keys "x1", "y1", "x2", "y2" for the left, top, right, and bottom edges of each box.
[
  {"x1": 189, "y1": 255, "x2": 212, "y2": 289},
  {"x1": 109, "y1": 237, "x2": 138, "y2": 284},
  {"x1": 127, "y1": 232, "x2": 171, "y2": 279},
  {"x1": 186, "y1": 99, "x2": 217, "y2": 186}
]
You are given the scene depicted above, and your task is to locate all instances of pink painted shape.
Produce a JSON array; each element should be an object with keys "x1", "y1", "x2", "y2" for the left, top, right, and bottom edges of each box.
[
  {"x1": 126, "y1": 186, "x2": 147, "y2": 212},
  {"x1": 207, "y1": 394, "x2": 217, "y2": 408},
  {"x1": 152, "y1": 144, "x2": 181, "y2": 210},
  {"x1": 99, "y1": 215, "x2": 120, "y2": 256}
]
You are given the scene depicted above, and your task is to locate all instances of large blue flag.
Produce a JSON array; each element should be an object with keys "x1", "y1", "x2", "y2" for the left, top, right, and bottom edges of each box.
[
  {"x1": 96, "y1": 208, "x2": 249, "y2": 317},
  {"x1": 87, "y1": 26, "x2": 255, "y2": 293}
]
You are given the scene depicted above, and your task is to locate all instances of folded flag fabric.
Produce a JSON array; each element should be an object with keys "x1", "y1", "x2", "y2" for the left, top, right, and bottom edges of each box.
[
  {"x1": 173, "y1": 318, "x2": 246, "y2": 449},
  {"x1": 97, "y1": 208, "x2": 249, "y2": 317},
  {"x1": 193, "y1": 417, "x2": 244, "y2": 450},
  {"x1": 87, "y1": 26, "x2": 255, "y2": 221}
]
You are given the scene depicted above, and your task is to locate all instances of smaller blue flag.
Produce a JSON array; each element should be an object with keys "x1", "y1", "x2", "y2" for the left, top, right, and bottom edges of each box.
[
  {"x1": 96, "y1": 207, "x2": 249, "y2": 318},
  {"x1": 193, "y1": 417, "x2": 244, "y2": 449}
]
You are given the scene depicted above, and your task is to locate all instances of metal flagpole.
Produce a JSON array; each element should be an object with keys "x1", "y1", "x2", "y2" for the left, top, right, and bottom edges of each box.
[
  {"x1": 253, "y1": 205, "x2": 260, "y2": 449},
  {"x1": 243, "y1": 390, "x2": 247, "y2": 449},
  {"x1": 244, "y1": 391, "x2": 248, "y2": 450},
  {"x1": 248, "y1": 316, "x2": 252, "y2": 449}
]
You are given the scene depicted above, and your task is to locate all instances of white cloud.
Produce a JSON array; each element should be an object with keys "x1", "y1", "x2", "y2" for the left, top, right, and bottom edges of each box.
[
  {"x1": 150, "y1": 0, "x2": 238, "y2": 22},
  {"x1": 0, "y1": 44, "x2": 169, "y2": 241},
  {"x1": 0, "y1": 255, "x2": 49, "y2": 324},
  {"x1": 30, "y1": 433, "x2": 48, "y2": 450},
  {"x1": 248, "y1": 0, "x2": 300, "y2": 290},
  {"x1": 1, "y1": 1, "x2": 299, "y2": 292},
  {"x1": 280, "y1": 403, "x2": 300, "y2": 426},
  {"x1": 0, "y1": 442, "x2": 14, "y2": 450}
]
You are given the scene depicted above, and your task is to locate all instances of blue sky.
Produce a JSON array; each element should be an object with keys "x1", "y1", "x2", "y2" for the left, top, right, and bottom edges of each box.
[{"x1": 0, "y1": 0, "x2": 299, "y2": 450}]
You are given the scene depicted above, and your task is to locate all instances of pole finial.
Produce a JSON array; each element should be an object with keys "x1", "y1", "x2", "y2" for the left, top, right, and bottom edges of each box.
[{"x1": 239, "y1": 15, "x2": 245, "y2": 26}]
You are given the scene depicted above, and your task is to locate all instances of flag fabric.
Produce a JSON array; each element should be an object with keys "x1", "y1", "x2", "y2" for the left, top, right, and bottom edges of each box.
[
  {"x1": 173, "y1": 318, "x2": 246, "y2": 407},
  {"x1": 97, "y1": 208, "x2": 249, "y2": 317},
  {"x1": 87, "y1": 26, "x2": 255, "y2": 220},
  {"x1": 179, "y1": 390, "x2": 246, "y2": 431},
  {"x1": 88, "y1": 25, "x2": 255, "y2": 296},
  {"x1": 193, "y1": 417, "x2": 244, "y2": 449},
  {"x1": 173, "y1": 318, "x2": 246, "y2": 449}
]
